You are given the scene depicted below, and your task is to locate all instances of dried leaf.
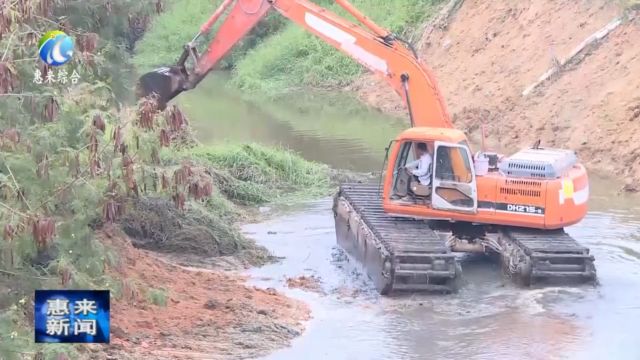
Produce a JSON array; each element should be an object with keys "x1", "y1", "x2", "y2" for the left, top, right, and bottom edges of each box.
[
  {"x1": 112, "y1": 125, "x2": 123, "y2": 154},
  {"x1": 159, "y1": 128, "x2": 171, "y2": 147},
  {"x1": 36, "y1": 153, "x2": 50, "y2": 180},
  {"x1": 32, "y1": 217, "x2": 56, "y2": 249},
  {"x1": 3, "y1": 223, "x2": 15, "y2": 241},
  {"x1": 0, "y1": 62, "x2": 18, "y2": 94},
  {"x1": 93, "y1": 114, "x2": 105, "y2": 132},
  {"x1": 42, "y1": 97, "x2": 59, "y2": 123},
  {"x1": 60, "y1": 266, "x2": 72, "y2": 286}
]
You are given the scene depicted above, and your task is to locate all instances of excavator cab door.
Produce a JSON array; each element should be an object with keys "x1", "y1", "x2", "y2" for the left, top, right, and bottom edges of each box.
[{"x1": 431, "y1": 141, "x2": 478, "y2": 214}]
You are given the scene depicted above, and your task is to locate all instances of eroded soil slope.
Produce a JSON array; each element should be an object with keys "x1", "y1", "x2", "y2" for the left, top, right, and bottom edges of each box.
[
  {"x1": 95, "y1": 227, "x2": 308, "y2": 360},
  {"x1": 354, "y1": 0, "x2": 640, "y2": 189}
]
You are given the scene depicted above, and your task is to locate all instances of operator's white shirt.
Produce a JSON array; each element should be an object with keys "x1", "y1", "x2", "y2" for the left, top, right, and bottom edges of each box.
[{"x1": 406, "y1": 153, "x2": 432, "y2": 186}]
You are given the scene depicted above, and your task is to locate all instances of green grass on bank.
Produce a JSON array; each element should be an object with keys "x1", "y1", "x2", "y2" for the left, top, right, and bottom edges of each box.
[
  {"x1": 230, "y1": 0, "x2": 443, "y2": 95},
  {"x1": 134, "y1": 0, "x2": 444, "y2": 95},
  {"x1": 172, "y1": 143, "x2": 331, "y2": 205},
  {"x1": 133, "y1": 0, "x2": 286, "y2": 72}
]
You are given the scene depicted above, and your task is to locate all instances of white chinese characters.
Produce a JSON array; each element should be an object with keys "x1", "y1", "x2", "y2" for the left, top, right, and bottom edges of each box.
[
  {"x1": 74, "y1": 319, "x2": 97, "y2": 336},
  {"x1": 45, "y1": 298, "x2": 99, "y2": 337},
  {"x1": 46, "y1": 318, "x2": 71, "y2": 336},
  {"x1": 33, "y1": 68, "x2": 81, "y2": 85},
  {"x1": 46, "y1": 299, "x2": 70, "y2": 316},
  {"x1": 74, "y1": 299, "x2": 97, "y2": 315}
]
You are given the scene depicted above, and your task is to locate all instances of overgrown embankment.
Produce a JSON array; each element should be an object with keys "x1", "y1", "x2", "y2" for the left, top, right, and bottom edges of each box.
[
  {"x1": 0, "y1": 1, "x2": 330, "y2": 359},
  {"x1": 135, "y1": 0, "x2": 444, "y2": 96},
  {"x1": 119, "y1": 144, "x2": 330, "y2": 267},
  {"x1": 133, "y1": 0, "x2": 287, "y2": 72}
]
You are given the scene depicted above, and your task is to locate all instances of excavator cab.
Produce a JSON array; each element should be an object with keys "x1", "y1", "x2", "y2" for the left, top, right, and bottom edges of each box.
[{"x1": 387, "y1": 128, "x2": 478, "y2": 214}]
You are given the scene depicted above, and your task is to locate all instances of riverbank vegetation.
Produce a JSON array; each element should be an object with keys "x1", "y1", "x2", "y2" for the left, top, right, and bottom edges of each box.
[
  {"x1": 133, "y1": 0, "x2": 287, "y2": 72},
  {"x1": 135, "y1": 0, "x2": 443, "y2": 96},
  {"x1": 0, "y1": 0, "x2": 329, "y2": 358},
  {"x1": 232, "y1": 0, "x2": 442, "y2": 95}
]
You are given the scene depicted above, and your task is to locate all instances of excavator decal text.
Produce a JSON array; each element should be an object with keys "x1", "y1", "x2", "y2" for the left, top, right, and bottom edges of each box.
[
  {"x1": 478, "y1": 201, "x2": 545, "y2": 216},
  {"x1": 304, "y1": 13, "x2": 389, "y2": 74},
  {"x1": 504, "y1": 204, "x2": 544, "y2": 215}
]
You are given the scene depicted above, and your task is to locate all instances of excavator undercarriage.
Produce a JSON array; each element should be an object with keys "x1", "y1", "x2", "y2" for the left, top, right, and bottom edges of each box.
[{"x1": 334, "y1": 183, "x2": 596, "y2": 294}]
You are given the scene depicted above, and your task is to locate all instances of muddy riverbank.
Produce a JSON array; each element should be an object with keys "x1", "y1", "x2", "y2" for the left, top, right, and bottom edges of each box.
[{"x1": 91, "y1": 226, "x2": 309, "y2": 360}]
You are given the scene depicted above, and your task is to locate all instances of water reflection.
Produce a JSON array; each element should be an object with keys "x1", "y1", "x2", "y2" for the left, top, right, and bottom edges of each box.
[{"x1": 178, "y1": 73, "x2": 407, "y2": 172}]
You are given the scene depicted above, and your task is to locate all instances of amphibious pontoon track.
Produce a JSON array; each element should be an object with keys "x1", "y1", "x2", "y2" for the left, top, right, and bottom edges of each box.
[
  {"x1": 333, "y1": 183, "x2": 460, "y2": 294},
  {"x1": 334, "y1": 183, "x2": 596, "y2": 295},
  {"x1": 495, "y1": 228, "x2": 596, "y2": 285}
]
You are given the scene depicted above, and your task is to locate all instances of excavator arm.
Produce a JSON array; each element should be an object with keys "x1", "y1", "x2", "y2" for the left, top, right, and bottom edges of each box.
[{"x1": 137, "y1": 0, "x2": 452, "y2": 129}]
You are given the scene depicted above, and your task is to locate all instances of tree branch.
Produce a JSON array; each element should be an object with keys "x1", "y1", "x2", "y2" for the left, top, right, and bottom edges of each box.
[
  {"x1": 0, "y1": 93, "x2": 43, "y2": 97},
  {"x1": 0, "y1": 268, "x2": 55, "y2": 280},
  {"x1": 1, "y1": 30, "x2": 16, "y2": 62},
  {"x1": 0, "y1": 201, "x2": 29, "y2": 219},
  {"x1": 6, "y1": 165, "x2": 32, "y2": 212}
]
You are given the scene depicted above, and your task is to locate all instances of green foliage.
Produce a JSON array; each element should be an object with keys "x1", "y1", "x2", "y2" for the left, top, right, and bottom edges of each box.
[
  {"x1": 0, "y1": 306, "x2": 33, "y2": 360},
  {"x1": 54, "y1": 0, "x2": 159, "y2": 101},
  {"x1": 133, "y1": 0, "x2": 287, "y2": 72},
  {"x1": 0, "y1": 1, "x2": 155, "y2": 356},
  {"x1": 148, "y1": 287, "x2": 168, "y2": 307},
  {"x1": 231, "y1": 0, "x2": 443, "y2": 95},
  {"x1": 621, "y1": 0, "x2": 640, "y2": 11},
  {"x1": 182, "y1": 143, "x2": 331, "y2": 204},
  {"x1": 203, "y1": 192, "x2": 242, "y2": 221}
]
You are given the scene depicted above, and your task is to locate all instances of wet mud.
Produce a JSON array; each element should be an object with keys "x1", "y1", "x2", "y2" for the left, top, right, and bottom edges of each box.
[{"x1": 97, "y1": 226, "x2": 308, "y2": 360}]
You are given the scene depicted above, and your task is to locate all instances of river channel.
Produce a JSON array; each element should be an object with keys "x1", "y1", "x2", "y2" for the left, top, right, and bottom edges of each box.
[{"x1": 180, "y1": 76, "x2": 640, "y2": 360}]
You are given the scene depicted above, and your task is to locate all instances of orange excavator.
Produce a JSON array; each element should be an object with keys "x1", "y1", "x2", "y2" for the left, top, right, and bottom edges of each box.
[{"x1": 138, "y1": 0, "x2": 596, "y2": 294}]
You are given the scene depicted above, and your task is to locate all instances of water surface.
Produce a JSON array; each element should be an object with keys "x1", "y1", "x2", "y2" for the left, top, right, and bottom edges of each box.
[
  {"x1": 243, "y1": 194, "x2": 640, "y2": 360},
  {"x1": 179, "y1": 74, "x2": 406, "y2": 172}
]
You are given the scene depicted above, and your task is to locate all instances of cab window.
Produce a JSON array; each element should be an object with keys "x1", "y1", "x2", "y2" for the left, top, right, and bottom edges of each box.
[{"x1": 435, "y1": 145, "x2": 473, "y2": 183}]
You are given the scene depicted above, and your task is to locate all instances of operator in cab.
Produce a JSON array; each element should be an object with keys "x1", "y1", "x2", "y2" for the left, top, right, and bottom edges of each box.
[{"x1": 405, "y1": 142, "x2": 432, "y2": 186}]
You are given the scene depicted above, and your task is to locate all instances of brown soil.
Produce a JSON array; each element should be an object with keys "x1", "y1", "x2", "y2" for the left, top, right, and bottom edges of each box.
[
  {"x1": 286, "y1": 275, "x2": 324, "y2": 293},
  {"x1": 353, "y1": 0, "x2": 640, "y2": 189},
  {"x1": 92, "y1": 226, "x2": 309, "y2": 360}
]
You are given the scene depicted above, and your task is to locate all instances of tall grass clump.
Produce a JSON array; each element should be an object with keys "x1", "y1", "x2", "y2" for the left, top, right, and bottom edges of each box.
[
  {"x1": 179, "y1": 144, "x2": 331, "y2": 203},
  {"x1": 231, "y1": 0, "x2": 444, "y2": 95},
  {"x1": 133, "y1": 0, "x2": 286, "y2": 72},
  {"x1": 622, "y1": 0, "x2": 640, "y2": 10}
]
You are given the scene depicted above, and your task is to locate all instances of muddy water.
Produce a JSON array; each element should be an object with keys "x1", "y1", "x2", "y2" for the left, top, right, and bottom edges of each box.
[
  {"x1": 243, "y1": 192, "x2": 640, "y2": 360},
  {"x1": 183, "y1": 77, "x2": 640, "y2": 359}
]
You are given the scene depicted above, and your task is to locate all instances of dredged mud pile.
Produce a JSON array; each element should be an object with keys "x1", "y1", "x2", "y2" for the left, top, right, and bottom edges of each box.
[{"x1": 94, "y1": 226, "x2": 309, "y2": 360}]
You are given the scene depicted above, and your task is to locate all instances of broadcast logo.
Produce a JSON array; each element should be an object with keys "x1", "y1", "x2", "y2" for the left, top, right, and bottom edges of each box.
[
  {"x1": 38, "y1": 30, "x2": 74, "y2": 66},
  {"x1": 34, "y1": 290, "x2": 110, "y2": 343}
]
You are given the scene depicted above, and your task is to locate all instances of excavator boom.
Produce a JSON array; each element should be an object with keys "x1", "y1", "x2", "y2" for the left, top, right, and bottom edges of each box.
[{"x1": 137, "y1": 0, "x2": 452, "y2": 129}]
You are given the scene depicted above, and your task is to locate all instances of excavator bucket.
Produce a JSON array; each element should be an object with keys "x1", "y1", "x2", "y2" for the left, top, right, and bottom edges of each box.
[{"x1": 137, "y1": 66, "x2": 189, "y2": 110}]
